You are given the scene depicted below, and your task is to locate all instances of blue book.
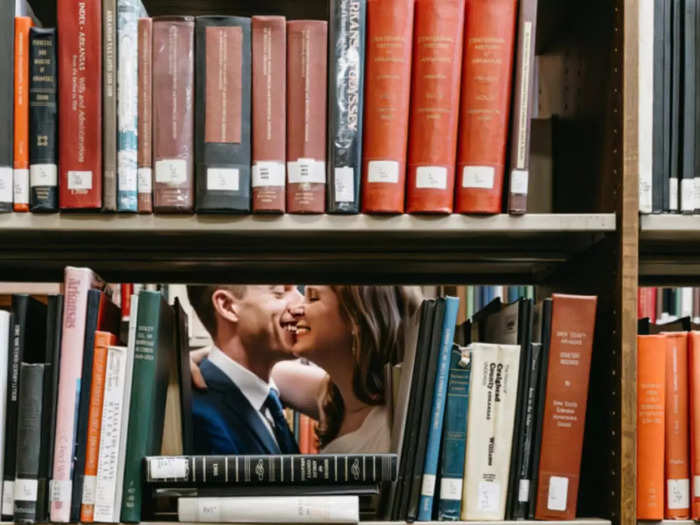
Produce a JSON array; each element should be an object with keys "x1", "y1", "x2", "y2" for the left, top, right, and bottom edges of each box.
[
  {"x1": 437, "y1": 345, "x2": 471, "y2": 520},
  {"x1": 417, "y1": 296, "x2": 459, "y2": 520},
  {"x1": 507, "y1": 285, "x2": 519, "y2": 303}
]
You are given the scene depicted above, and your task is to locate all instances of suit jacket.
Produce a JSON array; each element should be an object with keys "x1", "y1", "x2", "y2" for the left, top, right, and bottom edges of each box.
[{"x1": 193, "y1": 358, "x2": 294, "y2": 455}]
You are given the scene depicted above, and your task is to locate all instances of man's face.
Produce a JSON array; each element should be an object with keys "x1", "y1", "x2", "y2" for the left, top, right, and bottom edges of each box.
[{"x1": 235, "y1": 285, "x2": 302, "y2": 357}]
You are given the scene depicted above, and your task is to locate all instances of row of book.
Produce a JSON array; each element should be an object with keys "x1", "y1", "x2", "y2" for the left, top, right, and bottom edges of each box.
[
  {"x1": 0, "y1": 0, "x2": 540, "y2": 215},
  {"x1": 638, "y1": 0, "x2": 700, "y2": 214},
  {"x1": 638, "y1": 286, "x2": 700, "y2": 324}
]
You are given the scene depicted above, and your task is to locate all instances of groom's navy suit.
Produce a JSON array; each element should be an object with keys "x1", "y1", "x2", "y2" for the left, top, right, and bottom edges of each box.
[{"x1": 192, "y1": 358, "x2": 299, "y2": 454}]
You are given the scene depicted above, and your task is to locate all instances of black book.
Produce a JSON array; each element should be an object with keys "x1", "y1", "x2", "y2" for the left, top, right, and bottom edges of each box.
[
  {"x1": 650, "y1": 315, "x2": 692, "y2": 332},
  {"x1": 194, "y1": 16, "x2": 252, "y2": 213},
  {"x1": 174, "y1": 298, "x2": 193, "y2": 454},
  {"x1": 670, "y1": 0, "x2": 682, "y2": 212},
  {"x1": 682, "y1": 0, "x2": 696, "y2": 213},
  {"x1": 326, "y1": 0, "x2": 367, "y2": 213},
  {"x1": 0, "y1": 1, "x2": 15, "y2": 212},
  {"x1": 14, "y1": 363, "x2": 45, "y2": 523},
  {"x1": 663, "y1": 0, "x2": 673, "y2": 211},
  {"x1": 406, "y1": 297, "x2": 446, "y2": 521},
  {"x1": 391, "y1": 300, "x2": 435, "y2": 520},
  {"x1": 638, "y1": 317, "x2": 651, "y2": 335},
  {"x1": 652, "y1": 0, "x2": 667, "y2": 213},
  {"x1": 28, "y1": 27, "x2": 58, "y2": 212}
]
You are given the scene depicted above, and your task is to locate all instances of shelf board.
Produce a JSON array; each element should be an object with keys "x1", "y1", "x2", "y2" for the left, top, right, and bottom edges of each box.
[
  {"x1": 640, "y1": 214, "x2": 700, "y2": 284},
  {"x1": 0, "y1": 213, "x2": 615, "y2": 283},
  {"x1": 0, "y1": 521, "x2": 610, "y2": 525}
]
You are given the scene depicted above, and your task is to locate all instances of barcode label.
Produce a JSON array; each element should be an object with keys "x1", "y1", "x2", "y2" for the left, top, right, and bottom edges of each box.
[
  {"x1": 138, "y1": 168, "x2": 152, "y2": 194},
  {"x1": 149, "y1": 457, "x2": 189, "y2": 480},
  {"x1": 155, "y1": 159, "x2": 187, "y2": 185},
  {"x1": 0, "y1": 167, "x2": 11, "y2": 202},
  {"x1": 547, "y1": 476, "x2": 569, "y2": 511},
  {"x1": 670, "y1": 178, "x2": 679, "y2": 211},
  {"x1": 682, "y1": 178, "x2": 694, "y2": 212},
  {"x1": 68, "y1": 170, "x2": 93, "y2": 191},
  {"x1": 462, "y1": 166, "x2": 495, "y2": 189},
  {"x1": 368, "y1": 161, "x2": 399, "y2": 184},
  {"x1": 14, "y1": 479, "x2": 38, "y2": 502},
  {"x1": 518, "y1": 479, "x2": 530, "y2": 502},
  {"x1": 668, "y1": 478, "x2": 690, "y2": 509},
  {"x1": 334, "y1": 167, "x2": 354, "y2": 202},
  {"x1": 510, "y1": 169, "x2": 528, "y2": 195},
  {"x1": 420, "y1": 474, "x2": 436, "y2": 497},
  {"x1": 252, "y1": 162, "x2": 285, "y2": 187},
  {"x1": 477, "y1": 480, "x2": 499, "y2": 512},
  {"x1": 13, "y1": 169, "x2": 29, "y2": 204},
  {"x1": 288, "y1": 159, "x2": 325, "y2": 184},
  {"x1": 416, "y1": 166, "x2": 447, "y2": 189},
  {"x1": 207, "y1": 168, "x2": 240, "y2": 191},
  {"x1": 30, "y1": 164, "x2": 57, "y2": 187},
  {"x1": 2, "y1": 481, "x2": 14, "y2": 515},
  {"x1": 439, "y1": 478, "x2": 462, "y2": 501},
  {"x1": 82, "y1": 475, "x2": 97, "y2": 505}
]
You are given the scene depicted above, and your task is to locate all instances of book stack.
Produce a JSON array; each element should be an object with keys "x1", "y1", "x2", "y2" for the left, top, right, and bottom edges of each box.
[
  {"x1": 639, "y1": 286, "x2": 700, "y2": 324},
  {"x1": 0, "y1": 0, "x2": 543, "y2": 215}
]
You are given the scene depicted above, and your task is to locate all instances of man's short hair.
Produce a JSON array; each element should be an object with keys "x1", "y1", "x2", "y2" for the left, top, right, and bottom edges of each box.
[{"x1": 187, "y1": 285, "x2": 247, "y2": 337}]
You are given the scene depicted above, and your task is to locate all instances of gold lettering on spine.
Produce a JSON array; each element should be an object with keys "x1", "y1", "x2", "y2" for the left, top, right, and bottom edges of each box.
[
  {"x1": 264, "y1": 26, "x2": 273, "y2": 141},
  {"x1": 302, "y1": 28, "x2": 310, "y2": 144},
  {"x1": 516, "y1": 22, "x2": 532, "y2": 168},
  {"x1": 168, "y1": 25, "x2": 178, "y2": 141}
]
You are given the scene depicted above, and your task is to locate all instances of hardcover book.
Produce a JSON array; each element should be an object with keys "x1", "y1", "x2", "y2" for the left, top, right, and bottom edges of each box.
[
  {"x1": 0, "y1": 1, "x2": 16, "y2": 212},
  {"x1": 103, "y1": 0, "x2": 118, "y2": 211},
  {"x1": 691, "y1": 331, "x2": 700, "y2": 518},
  {"x1": 0, "y1": 313, "x2": 9, "y2": 516},
  {"x1": 13, "y1": 16, "x2": 33, "y2": 212},
  {"x1": 681, "y1": 0, "x2": 696, "y2": 213},
  {"x1": 137, "y1": 17, "x2": 153, "y2": 213},
  {"x1": 638, "y1": 0, "x2": 654, "y2": 214}
]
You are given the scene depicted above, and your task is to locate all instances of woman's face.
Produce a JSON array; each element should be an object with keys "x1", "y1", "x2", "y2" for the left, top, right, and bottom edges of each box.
[{"x1": 290, "y1": 285, "x2": 354, "y2": 360}]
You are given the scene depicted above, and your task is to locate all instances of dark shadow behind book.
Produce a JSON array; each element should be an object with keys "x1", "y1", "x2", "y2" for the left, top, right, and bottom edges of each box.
[
  {"x1": 638, "y1": 317, "x2": 651, "y2": 335},
  {"x1": 649, "y1": 315, "x2": 692, "y2": 333},
  {"x1": 652, "y1": 0, "x2": 667, "y2": 213}
]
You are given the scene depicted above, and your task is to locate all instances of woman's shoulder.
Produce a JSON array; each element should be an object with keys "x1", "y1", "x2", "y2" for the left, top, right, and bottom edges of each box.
[{"x1": 320, "y1": 405, "x2": 391, "y2": 455}]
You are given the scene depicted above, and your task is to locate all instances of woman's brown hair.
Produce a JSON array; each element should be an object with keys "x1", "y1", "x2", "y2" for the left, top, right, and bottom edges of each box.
[{"x1": 316, "y1": 285, "x2": 423, "y2": 447}]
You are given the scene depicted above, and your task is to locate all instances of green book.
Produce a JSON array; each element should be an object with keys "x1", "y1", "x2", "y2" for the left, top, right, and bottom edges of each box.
[{"x1": 120, "y1": 291, "x2": 175, "y2": 522}]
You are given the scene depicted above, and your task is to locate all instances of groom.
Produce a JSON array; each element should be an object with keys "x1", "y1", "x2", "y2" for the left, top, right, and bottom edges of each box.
[{"x1": 186, "y1": 285, "x2": 302, "y2": 455}]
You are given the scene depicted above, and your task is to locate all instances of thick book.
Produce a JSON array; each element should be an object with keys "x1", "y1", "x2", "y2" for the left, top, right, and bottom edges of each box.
[
  {"x1": 681, "y1": 0, "x2": 696, "y2": 213},
  {"x1": 455, "y1": 0, "x2": 518, "y2": 214},
  {"x1": 120, "y1": 291, "x2": 176, "y2": 522},
  {"x1": 405, "y1": 0, "x2": 465, "y2": 214},
  {"x1": 652, "y1": 0, "x2": 667, "y2": 212},
  {"x1": 0, "y1": 313, "x2": 9, "y2": 515},
  {"x1": 691, "y1": 332, "x2": 700, "y2": 518},
  {"x1": 103, "y1": 0, "x2": 118, "y2": 211},
  {"x1": 0, "y1": 1, "x2": 16, "y2": 212},
  {"x1": 639, "y1": 0, "x2": 655, "y2": 213},
  {"x1": 286, "y1": 20, "x2": 328, "y2": 214},
  {"x1": 51, "y1": 267, "x2": 106, "y2": 522},
  {"x1": 137, "y1": 17, "x2": 153, "y2": 213},
  {"x1": 326, "y1": 0, "x2": 367, "y2": 213},
  {"x1": 58, "y1": 0, "x2": 102, "y2": 209},
  {"x1": 152, "y1": 16, "x2": 195, "y2": 213},
  {"x1": 28, "y1": 27, "x2": 58, "y2": 212},
  {"x1": 195, "y1": 16, "x2": 252, "y2": 213},
  {"x1": 251, "y1": 16, "x2": 286, "y2": 213},
  {"x1": 637, "y1": 335, "x2": 666, "y2": 520},
  {"x1": 436, "y1": 345, "x2": 471, "y2": 520},
  {"x1": 13, "y1": 16, "x2": 33, "y2": 212},
  {"x1": 669, "y1": 0, "x2": 681, "y2": 212},
  {"x1": 361, "y1": 0, "x2": 414, "y2": 214},
  {"x1": 534, "y1": 294, "x2": 598, "y2": 520},
  {"x1": 507, "y1": 0, "x2": 538, "y2": 214}
]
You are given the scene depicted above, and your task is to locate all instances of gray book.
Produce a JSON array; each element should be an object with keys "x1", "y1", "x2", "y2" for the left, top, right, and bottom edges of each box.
[
  {"x1": 0, "y1": 1, "x2": 17, "y2": 211},
  {"x1": 103, "y1": 0, "x2": 118, "y2": 211}
]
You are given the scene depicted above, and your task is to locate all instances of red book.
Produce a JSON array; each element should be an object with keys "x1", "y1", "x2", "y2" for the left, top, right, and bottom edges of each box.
[
  {"x1": 455, "y1": 0, "x2": 518, "y2": 214},
  {"x1": 58, "y1": 0, "x2": 102, "y2": 209},
  {"x1": 638, "y1": 287, "x2": 658, "y2": 322},
  {"x1": 360, "y1": 0, "x2": 415, "y2": 214},
  {"x1": 689, "y1": 332, "x2": 700, "y2": 518},
  {"x1": 405, "y1": 0, "x2": 465, "y2": 214}
]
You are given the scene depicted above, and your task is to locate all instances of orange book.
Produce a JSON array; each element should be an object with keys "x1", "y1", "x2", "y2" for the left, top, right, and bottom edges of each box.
[
  {"x1": 689, "y1": 332, "x2": 700, "y2": 518},
  {"x1": 299, "y1": 413, "x2": 311, "y2": 454},
  {"x1": 13, "y1": 16, "x2": 33, "y2": 212},
  {"x1": 79, "y1": 331, "x2": 116, "y2": 522},
  {"x1": 637, "y1": 334, "x2": 666, "y2": 520},
  {"x1": 664, "y1": 331, "x2": 690, "y2": 519}
]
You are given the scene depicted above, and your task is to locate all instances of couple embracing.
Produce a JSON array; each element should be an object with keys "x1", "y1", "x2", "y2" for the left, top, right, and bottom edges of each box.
[{"x1": 187, "y1": 285, "x2": 422, "y2": 455}]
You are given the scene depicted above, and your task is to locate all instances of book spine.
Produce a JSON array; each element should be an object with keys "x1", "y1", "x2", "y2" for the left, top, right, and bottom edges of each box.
[
  {"x1": 534, "y1": 294, "x2": 598, "y2": 520},
  {"x1": 361, "y1": 0, "x2": 414, "y2": 214},
  {"x1": 695, "y1": 0, "x2": 700, "y2": 213},
  {"x1": 682, "y1": 0, "x2": 696, "y2": 213},
  {"x1": 662, "y1": 0, "x2": 672, "y2": 211},
  {"x1": 455, "y1": 0, "x2": 518, "y2": 214},
  {"x1": 286, "y1": 21, "x2": 327, "y2": 214},
  {"x1": 28, "y1": 28, "x2": 58, "y2": 212},
  {"x1": 652, "y1": 0, "x2": 666, "y2": 213},
  {"x1": 102, "y1": 0, "x2": 118, "y2": 211},
  {"x1": 195, "y1": 17, "x2": 252, "y2": 213},
  {"x1": 178, "y1": 496, "x2": 359, "y2": 523},
  {"x1": 58, "y1": 0, "x2": 102, "y2": 209},
  {"x1": 13, "y1": 363, "x2": 44, "y2": 523},
  {"x1": 80, "y1": 332, "x2": 114, "y2": 523},
  {"x1": 0, "y1": 314, "x2": 9, "y2": 517},
  {"x1": 405, "y1": 0, "x2": 465, "y2": 214},
  {"x1": 418, "y1": 297, "x2": 459, "y2": 520},
  {"x1": 117, "y1": 0, "x2": 140, "y2": 212},
  {"x1": 153, "y1": 17, "x2": 195, "y2": 213},
  {"x1": 507, "y1": 0, "x2": 537, "y2": 214},
  {"x1": 692, "y1": 332, "x2": 700, "y2": 519},
  {"x1": 436, "y1": 347, "x2": 471, "y2": 520},
  {"x1": 51, "y1": 267, "x2": 99, "y2": 522},
  {"x1": 137, "y1": 18, "x2": 153, "y2": 213},
  {"x1": 251, "y1": 16, "x2": 286, "y2": 213},
  {"x1": 639, "y1": 0, "x2": 654, "y2": 213},
  {"x1": 669, "y1": 0, "x2": 681, "y2": 212},
  {"x1": 13, "y1": 17, "x2": 33, "y2": 212},
  {"x1": 0, "y1": 2, "x2": 15, "y2": 212},
  {"x1": 327, "y1": 0, "x2": 366, "y2": 214}
]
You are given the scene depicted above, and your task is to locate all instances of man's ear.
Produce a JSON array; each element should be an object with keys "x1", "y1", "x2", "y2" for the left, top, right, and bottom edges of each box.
[{"x1": 211, "y1": 289, "x2": 240, "y2": 325}]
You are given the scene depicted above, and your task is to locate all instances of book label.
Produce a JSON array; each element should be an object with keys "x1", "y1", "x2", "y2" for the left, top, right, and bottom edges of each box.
[
  {"x1": 288, "y1": 159, "x2": 325, "y2": 184},
  {"x1": 667, "y1": 478, "x2": 690, "y2": 509},
  {"x1": 150, "y1": 457, "x2": 189, "y2": 479},
  {"x1": 118, "y1": 163, "x2": 137, "y2": 192},
  {"x1": 155, "y1": 159, "x2": 187, "y2": 185},
  {"x1": 416, "y1": 166, "x2": 447, "y2": 189},
  {"x1": 30, "y1": 164, "x2": 57, "y2": 187},
  {"x1": 477, "y1": 480, "x2": 499, "y2": 512},
  {"x1": 138, "y1": 167, "x2": 152, "y2": 194},
  {"x1": 462, "y1": 166, "x2": 495, "y2": 189},
  {"x1": 670, "y1": 178, "x2": 679, "y2": 211},
  {"x1": 639, "y1": 176, "x2": 652, "y2": 212},
  {"x1": 334, "y1": 167, "x2": 354, "y2": 203},
  {"x1": 252, "y1": 162, "x2": 285, "y2": 187},
  {"x1": 82, "y1": 475, "x2": 96, "y2": 505},
  {"x1": 439, "y1": 478, "x2": 462, "y2": 501},
  {"x1": 50, "y1": 479, "x2": 70, "y2": 507},
  {"x1": 13, "y1": 169, "x2": 29, "y2": 204},
  {"x1": 14, "y1": 479, "x2": 37, "y2": 502},
  {"x1": 0, "y1": 167, "x2": 12, "y2": 202},
  {"x1": 695, "y1": 476, "x2": 700, "y2": 497},
  {"x1": 695, "y1": 177, "x2": 700, "y2": 210},
  {"x1": 510, "y1": 169, "x2": 529, "y2": 195},
  {"x1": 367, "y1": 161, "x2": 399, "y2": 184},
  {"x1": 420, "y1": 473, "x2": 436, "y2": 497},
  {"x1": 2, "y1": 481, "x2": 14, "y2": 515},
  {"x1": 68, "y1": 171, "x2": 93, "y2": 191},
  {"x1": 547, "y1": 476, "x2": 569, "y2": 511},
  {"x1": 682, "y1": 178, "x2": 694, "y2": 211},
  {"x1": 518, "y1": 479, "x2": 530, "y2": 502},
  {"x1": 207, "y1": 168, "x2": 240, "y2": 192}
]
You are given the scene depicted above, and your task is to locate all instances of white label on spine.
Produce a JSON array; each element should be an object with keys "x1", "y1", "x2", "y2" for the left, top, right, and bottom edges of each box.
[
  {"x1": 252, "y1": 162, "x2": 285, "y2": 187},
  {"x1": 477, "y1": 480, "x2": 499, "y2": 512},
  {"x1": 462, "y1": 166, "x2": 495, "y2": 189},
  {"x1": 416, "y1": 166, "x2": 447, "y2": 189},
  {"x1": 2, "y1": 481, "x2": 14, "y2": 515},
  {"x1": 118, "y1": 166, "x2": 137, "y2": 192},
  {"x1": 207, "y1": 168, "x2": 240, "y2": 192},
  {"x1": 668, "y1": 478, "x2": 690, "y2": 509},
  {"x1": 439, "y1": 478, "x2": 462, "y2": 501},
  {"x1": 516, "y1": 21, "x2": 533, "y2": 168},
  {"x1": 682, "y1": 178, "x2": 694, "y2": 212},
  {"x1": 14, "y1": 479, "x2": 38, "y2": 502},
  {"x1": 30, "y1": 164, "x2": 57, "y2": 187},
  {"x1": 68, "y1": 170, "x2": 93, "y2": 190},
  {"x1": 670, "y1": 178, "x2": 679, "y2": 211},
  {"x1": 368, "y1": 160, "x2": 399, "y2": 183},
  {"x1": 13, "y1": 169, "x2": 29, "y2": 204},
  {"x1": 695, "y1": 177, "x2": 700, "y2": 210},
  {"x1": 334, "y1": 167, "x2": 354, "y2": 203},
  {"x1": 50, "y1": 479, "x2": 70, "y2": 507},
  {"x1": 138, "y1": 168, "x2": 152, "y2": 194},
  {"x1": 82, "y1": 475, "x2": 97, "y2": 505},
  {"x1": 150, "y1": 457, "x2": 188, "y2": 480},
  {"x1": 420, "y1": 474, "x2": 436, "y2": 497},
  {"x1": 155, "y1": 159, "x2": 187, "y2": 185},
  {"x1": 510, "y1": 169, "x2": 529, "y2": 195},
  {"x1": 694, "y1": 476, "x2": 700, "y2": 497},
  {"x1": 639, "y1": 176, "x2": 652, "y2": 213},
  {"x1": 0, "y1": 167, "x2": 13, "y2": 202},
  {"x1": 547, "y1": 476, "x2": 569, "y2": 511},
  {"x1": 518, "y1": 479, "x2": 531, "y2": 502},
  {"x1": 287, "y1": 159, "x2": 325, "y2": 184}
]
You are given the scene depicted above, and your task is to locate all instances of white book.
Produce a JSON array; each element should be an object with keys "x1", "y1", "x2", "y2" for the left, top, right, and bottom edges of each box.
[
  {"x1": 638, "y1": 0, "x2": 654, "y2": 213},
  {"x1": 178, "y1": 496, "x2": 359, "y2": 523},
  {"x1": 0, "y1": 312, "x2": 10, "y2": 514},
  {"x1": 461, "y1": 343, "x2": 521, "y2": 520},
  {"x1": 682, "y1": 287, "x2": 693, "y2": 317}
]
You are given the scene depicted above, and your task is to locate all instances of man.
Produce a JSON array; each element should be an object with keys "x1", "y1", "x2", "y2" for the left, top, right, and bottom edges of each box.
[{"x1": 186, "y1": 284, "x2": 302, "y2": 455}]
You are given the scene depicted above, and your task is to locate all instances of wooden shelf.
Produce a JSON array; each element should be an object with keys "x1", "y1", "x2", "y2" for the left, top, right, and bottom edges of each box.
[{"x1": 639, "y1": 214, "x2": 700, "y2": 284}]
